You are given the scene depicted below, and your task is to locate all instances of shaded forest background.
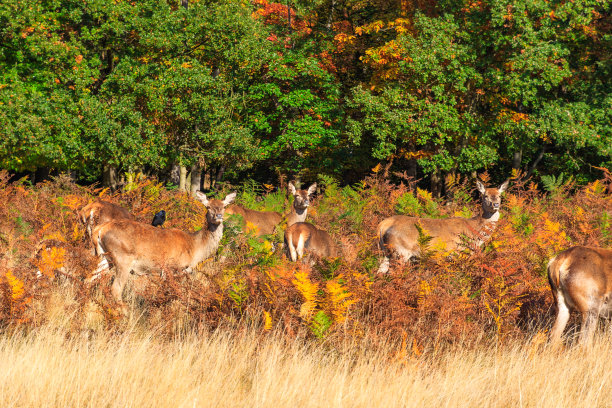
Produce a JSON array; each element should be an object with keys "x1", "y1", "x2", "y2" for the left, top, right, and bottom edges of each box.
[{"x1": 1, "y1": 0, "x2": 610, "y2": 192}]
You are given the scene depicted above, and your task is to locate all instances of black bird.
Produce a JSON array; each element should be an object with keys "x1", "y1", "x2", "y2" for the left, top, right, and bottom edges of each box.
[{"x1": 151, "y1": 210, "x2": 166, "y2": 227}]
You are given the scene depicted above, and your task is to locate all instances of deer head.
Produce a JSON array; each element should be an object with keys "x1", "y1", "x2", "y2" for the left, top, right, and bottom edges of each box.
[
  {"x1": 476, "y1": 180, "x2": 509, "y2": 217},
  {"x1": 289, "y1": 182, "x2": 317, "y2": 210},
  {"x1": 196, "y1": 192, "x2": 236, "y2": 226}
]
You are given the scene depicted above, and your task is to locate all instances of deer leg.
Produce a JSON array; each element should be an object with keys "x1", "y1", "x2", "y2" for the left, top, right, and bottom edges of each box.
[
  {"x1": 579, "y1": 310, "x2": 599, "y2": 347},
  {"x1": 296, "y1": 234, "x2": 306, "y2": 260},
  {"x1": 287, "y1": 237, "x2": 297, "y2": 262},
  {"x1": 111, "y1": 264, "x2": 131, "y2": 313},
  {"x1": 549, "y1": 292, "x2": 570, "y2": 345},
  {"x1": 378, "y1": 256, "x2": 390, "y2": 274},
  {"x1": 86, "y1": 255, "x2": 111, "y2": 284}
]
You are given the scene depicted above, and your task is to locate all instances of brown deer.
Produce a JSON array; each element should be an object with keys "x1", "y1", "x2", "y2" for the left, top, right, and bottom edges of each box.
[
  {"x1": 377, "y1": 180, "x2": 509, "y2": 273},
  {"x1": 547, "y1": 246, "x2": 612, "y2": 346},
  {"x1": 223, "y1": 182, "x2": 316, "y2": 236},
  {"x1": 284, "y1": 222, "x2": 337, "y2": 262},
  {"x1": 224, "y1": 205, "x2": 282, "y2": 236},
  {"x1": 78, "y1": 199, "x2": 134, "y2": 237},
  {"x1": 91, "y1": 192, "x2": 236, "y2": 309},
  {"x1": 286, "y1": 182, "x2": 317, "y2": 228}
]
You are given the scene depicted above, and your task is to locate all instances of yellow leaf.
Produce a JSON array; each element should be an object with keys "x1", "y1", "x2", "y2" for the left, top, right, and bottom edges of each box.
[
  {"x1": 245, "y1": 221, "x2": 259, "y2": 234},
  {"x1": 5, "y1": 271, "x2": 25, "y2": 300},
  {"x1": 293, "y1": 270, "x2": 319, "y2": 320},
  {"x1": 263, "y1": 311, "x2": 273, "y2": 331}
]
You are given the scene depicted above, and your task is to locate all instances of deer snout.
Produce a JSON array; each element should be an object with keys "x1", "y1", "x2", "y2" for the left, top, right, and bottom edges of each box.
[{"x1": 493, "y1": 203, "x2": 500, "y2": 209}]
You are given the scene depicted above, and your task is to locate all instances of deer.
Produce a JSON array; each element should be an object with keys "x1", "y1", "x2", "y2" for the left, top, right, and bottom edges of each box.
[
  {"x1": 547, "y1": 246, "x2": 612, "y2": 346},
  {"x1": 91, "y1": 191, "x2": 236, "y2": 310},
  {"x1": 78, "y1": 199, "x2": 134, "y2": 237},
  {"x1": 224, "y1": 205, "x2": 282, "y2": 236},
  {"x1": 377, "y1": 180, "x2": 509, "y2": 273},
  {"x1": 284, "y1": 222, "x2": 338, "y2": 262},
  {"x1": 224, "y1": 181, "x2": 316, "y2": 236}
]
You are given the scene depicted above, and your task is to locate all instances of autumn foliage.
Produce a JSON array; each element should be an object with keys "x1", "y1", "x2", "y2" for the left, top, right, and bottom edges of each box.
[{"x1": 0, "y1": 170, "x2": 610, "y2": 349}]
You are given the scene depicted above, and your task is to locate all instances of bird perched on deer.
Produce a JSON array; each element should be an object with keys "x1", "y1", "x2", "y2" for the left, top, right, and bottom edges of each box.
[{"x1": 151, "y1": 210, "x2": 166, "y2": 227}]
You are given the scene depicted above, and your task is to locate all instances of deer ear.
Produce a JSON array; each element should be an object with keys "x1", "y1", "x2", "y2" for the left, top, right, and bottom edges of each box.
[
  {"x1": 307, "y1": 183, "x2": 317, "y2": 196},
  {"x1": 223, "y1": 192, "x2": 237, "y2": 206},
  {"x1": 498, "y1": 180, "x2": 509, "y2": 193},
  {"x1": 476, "y1": 180, "x2": 486, "y2": 194},
  {"x1": 195, "y1": 191, "x2": 209, "y2": 207},
  {"x1": 288, "y1": 181, "x2": 296, "y2": 196}
]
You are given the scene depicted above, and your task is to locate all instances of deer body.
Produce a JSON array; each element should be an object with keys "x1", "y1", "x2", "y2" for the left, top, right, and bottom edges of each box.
[
  {"x1": 225, "y1": 205, "x2": 281, "y2": 236},
  {"x1": 92, "y1": 192, "x2": 235, "y2": 307},
  {"x1": 548, "y1": 246, "x2": 612, "y2": 346},
  {"x1": 377, "y1": 180, "x2": 508, "y2": 273},
  {"x1": 79, "y1": 200, "x2": 134, "y2": 237},
  {"x1": 284, "y1": 222, "x2": 337, "y2": 262}
]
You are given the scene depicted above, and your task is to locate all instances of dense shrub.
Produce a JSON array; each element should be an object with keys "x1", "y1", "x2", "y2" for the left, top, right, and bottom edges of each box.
[{"x1": 0, "y1": 170, "x2": 610, "y2": 348}]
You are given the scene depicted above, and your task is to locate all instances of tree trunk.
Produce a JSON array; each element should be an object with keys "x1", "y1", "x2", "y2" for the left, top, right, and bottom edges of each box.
[
  {"x1": 430, "y1": 169, "x2": 442, "y2": 198},
  {"x1": 526, "y1": 147, "x2": 546, "y2": 179},
  {"x1": 407, "y1": 159, "x2": 417, "y2": 180},
  {"x1": 326, "y1": 0, "x2": 335, "y2": 29},
  {"x1": 203, "y1": 169, "x2": 212, "y2": 190},
  {"x1": 512, "y1": 150, "x2": 523, "y2": 171},
  {"x1": 216, "y1": 165, "x2": 226, "y2": 183},
  {"x1": 103, "y1": 165, "x2": 118, "y2": 191},
  {"x1": 181, "y1": 0, "x2": 188, "y2": 10},
  {"x1": 126, "y1": 172, "x2": 134, "y2": 188},
  {"x1": 190, "y1": 165, "x2": 201, "y2": 195},
  {"x1": 178, "y1": 165, "x2": 188, "y2": 192},
  {"x1": 34, "y1": 167, "x2": 50, "y2": 184},
  {"x1": 169, "y1": 164, "x2": 181, "y2": 186},
  {"x1": 287, "y1": 2, "x2": 292, "y2": 33}
]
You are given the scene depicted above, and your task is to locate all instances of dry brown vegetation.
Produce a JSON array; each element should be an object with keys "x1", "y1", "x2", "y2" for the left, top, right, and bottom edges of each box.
[
  {"x1": 0, "y1": 169, "x2": 610, "y2": 406},
  {"x1": 0, "y1": 320, "x2": 611, "y2": 407}
]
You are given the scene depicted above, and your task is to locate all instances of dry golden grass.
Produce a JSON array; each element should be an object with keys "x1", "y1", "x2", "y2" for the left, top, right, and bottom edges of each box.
[{"x1": 0, "y1": 321, "x2": 610, "y2": 408}]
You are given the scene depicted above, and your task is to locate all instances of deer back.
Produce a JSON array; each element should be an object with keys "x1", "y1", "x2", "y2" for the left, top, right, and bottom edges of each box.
[
  {"x1": 379, "y1": 215, "x2": 485, "y2": 255},
  {"x1": 285, "y1": 222, "x2": 337, "y2": 259},
  {"x1": 548, "y1": 246, "x2": 612, "y2": 310},
  {"x1": 225, "y1": 204, "x2": 282, "y2": 236},
  {"x1": 80, "y1": 200, "x2": 134, "y2": 237},
  {"x1": 96, "y1": 220, "x2": 215, "y2": 272},
  {"x1": 80, "y1": 200, "x2": 133, "y2": 225}
]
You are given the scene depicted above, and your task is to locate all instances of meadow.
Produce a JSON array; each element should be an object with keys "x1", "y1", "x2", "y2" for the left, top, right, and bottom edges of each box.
[{"x1": 0, "y1": 169, "x2": 610, "y2": 406}]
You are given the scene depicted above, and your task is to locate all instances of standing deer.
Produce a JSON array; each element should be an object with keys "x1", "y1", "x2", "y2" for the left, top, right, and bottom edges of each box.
[
  {"x1": 92, "y1": 192, "x2": 235, "y2": 309},
  {"x1": 224, "y1": 205, "x2": 282, "y2": 236},
  {"x1": 377, "y1": 180, "x2": 509, "y2": 273},
  {"x1": 547, "y1": 246, "x2": 612, "y2": 346},
  {"x1": 79, "y1": 199, "x2": 134, "y2": 237},
  {"x1": 284, "y1": 222, "x2": 337, "y2": 262},
  {"x1": 223, "y1": 182, "x2": 316, "y2": 236}
]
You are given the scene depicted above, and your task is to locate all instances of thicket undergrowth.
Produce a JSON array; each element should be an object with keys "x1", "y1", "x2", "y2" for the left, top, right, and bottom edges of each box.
[{"x1": 0, "y1": 169, "x2": 610, "y2": 350}]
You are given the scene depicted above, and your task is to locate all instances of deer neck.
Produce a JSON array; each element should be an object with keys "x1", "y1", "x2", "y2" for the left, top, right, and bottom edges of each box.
[
  {"x1": 481, "y1": 209, "x2": 500, "y2": 223},
  {"x1": 287, "y1": 205, "x2": 308, "y2": 226},
  {"x1": 466, "y1": 209, "x2": 500, "y2": 248},
  {"x1": 192, "y1": 222, "x2": 224, "y2": 265}
]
